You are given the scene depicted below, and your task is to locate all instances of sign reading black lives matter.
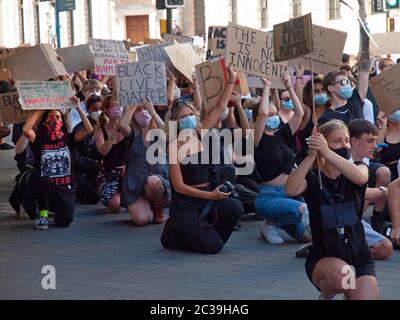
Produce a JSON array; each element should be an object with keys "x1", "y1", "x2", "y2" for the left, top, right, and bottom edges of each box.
[
  {"x1": 225, "y1": 23, "x2": 288, "y2": 88},
  {"x1": 116, "y1": 61, "x2": 167, "y2": 107},
  {"x1": 273, "y1": 13, "x2": 313, "y2": 62}
]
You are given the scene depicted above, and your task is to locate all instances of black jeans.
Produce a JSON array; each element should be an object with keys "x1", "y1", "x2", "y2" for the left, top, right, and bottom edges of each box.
[
  {"x1": 76, "y1": 173, "x2": 100, "y2": 204},
  {"x1": 36, "y1": 177, "x2": 75, "y2": 227},
  {"x1": 161, "y1": 191, "x2": 243, "y2": 254}
]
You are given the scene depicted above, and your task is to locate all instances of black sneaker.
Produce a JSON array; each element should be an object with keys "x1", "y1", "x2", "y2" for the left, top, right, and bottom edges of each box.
[
  {"x1": 233, "y1": 223, "x2": 241, "y2": 231},
  {"x1": 295, "y1": 242, "x2": 312, "y2": 258},
  {"x1": 371, "y1": 214, "x2": 391, "y2": 235},
  {"x1": 0, "y1": 143, "x2": 14, "y2": 150}
]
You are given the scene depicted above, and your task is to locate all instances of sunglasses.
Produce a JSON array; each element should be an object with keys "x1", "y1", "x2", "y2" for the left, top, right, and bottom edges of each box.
[{"x1": 334, "y1": 79, "x2": 351, "y2": 86}]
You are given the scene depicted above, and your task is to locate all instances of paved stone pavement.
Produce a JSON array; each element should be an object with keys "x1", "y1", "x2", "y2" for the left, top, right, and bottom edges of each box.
[{"x1": 0, "y1": 149, "x2": 399, "y2": 300}]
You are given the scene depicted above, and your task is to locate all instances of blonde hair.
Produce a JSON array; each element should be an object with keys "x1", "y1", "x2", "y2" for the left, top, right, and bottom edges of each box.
[
  {"x1": 82, "y1": 79, "x2": 102, "y2": 93},
  {"x1": 164, "y1": 100, "x2": 199, "y2": 140},
  {"x1": 318, "y1": 119, "x2": 349, "y2": 141}
]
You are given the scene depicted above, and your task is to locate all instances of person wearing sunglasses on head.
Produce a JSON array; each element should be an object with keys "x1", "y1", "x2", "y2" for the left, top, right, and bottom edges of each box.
[{"x1": 319, "y1": 53, "x2": 370, "y2": 126}]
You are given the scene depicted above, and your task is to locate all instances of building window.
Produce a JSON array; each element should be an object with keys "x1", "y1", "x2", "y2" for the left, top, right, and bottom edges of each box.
[
  {"x1": 229, "y1": 0, "x2": 237, "y2": 24},
  {"x1": 18, "y1": 0, "x2": 25, "y2": 44},
  {"x1": 292, "y1": 0, "x2": 302, "y2": 18},
  {"x1": 260, "y1": 0, "x2": 268, "y2": 28},
  {"x1": 328, "y1": 0, "x2": 340, "y2": 20}
]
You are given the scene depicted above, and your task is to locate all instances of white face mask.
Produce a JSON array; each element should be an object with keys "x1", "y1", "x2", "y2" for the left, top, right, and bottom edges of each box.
[
  {"x1": 174, "y1": 86, "x2": 181, "y2": 100},
  {"x1": 90, "y1": 110, "x2": 102, "y2": 122}
]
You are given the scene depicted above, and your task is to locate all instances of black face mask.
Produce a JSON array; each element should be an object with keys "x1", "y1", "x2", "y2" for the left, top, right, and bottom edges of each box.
[{"x1": 332, "y1": 147, "x2": 350, "y2": 160}]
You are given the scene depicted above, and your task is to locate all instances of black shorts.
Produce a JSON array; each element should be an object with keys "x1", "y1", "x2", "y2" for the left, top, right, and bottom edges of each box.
[
  {"x1": 368, "y1": 162, "x2": 386, "y2": 188},
  {"x1": 305, "y1": 252, "x2": 376, "y2": 292}
]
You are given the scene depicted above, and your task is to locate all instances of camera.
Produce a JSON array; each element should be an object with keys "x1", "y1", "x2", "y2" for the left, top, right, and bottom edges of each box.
[{"x1": 219, "y1": 181, "x2": 240, "y2": 199}]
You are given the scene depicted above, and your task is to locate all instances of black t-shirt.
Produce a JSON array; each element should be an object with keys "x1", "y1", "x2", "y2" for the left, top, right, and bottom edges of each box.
[
  {"x1": 303, "y1": 168, "x2": 369, "y2": 260},
  {"x1": 32, "y1": 132, "x2": 76, "y2": 188},
  {"x1": 319, "y1": 89, "x2": 364, "y2": 126},
  {"x1": 255, "y1": 123, "x2": 296, "y2": 182}
]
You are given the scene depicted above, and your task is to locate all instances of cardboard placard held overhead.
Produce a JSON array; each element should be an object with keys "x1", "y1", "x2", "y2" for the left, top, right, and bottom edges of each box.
[
  {"x1": 143, "y1": 38, "x2": 163, "y2": 45},
  {"x1": 273, "y1": 13, "x2": 313, "y2": 62},
  {"x1": 207, "y1": 26, "x2": 227, "y2": 59},
  {"x1": 0, "y1": 47, "x2": 23, "y2": 69},
  {"x1": 370, "y1": 32, "x2": 400, "y2": 56},
  {"x1": 369, "y1": 63, "x2": 400, "y2": 116},
  {"x1": 15, "y1": 81, "x2": 75, "y2": 110},
  {"x1": 89, "y1": 39, "x2": 129, "y2": 76},
  {"x1": 116, "y1": 61, "x2": 167, "y2": 107},
  {"x1": 164, "y1": 44, "x2": 196, "y2": 82},
  {"x1": 195, "y1": 57, "x2": 228, "y2": 111},
  {"x1": 56, "y1": 44, "x2": 95, "y2": 73},
  {"x1": 289, "y1": 25, "x2": 347, "y2": 74},
  {"x1": 0, "y1": 92, "x2": 32, "y2": 124},
  {"x1": 136, "y1": 41, "x2": 173, "y2": 64},
  {"x1": 162, "y1": 33, "x2": 193, "y2": 44},
  {"x1": 225, "y1": 23, "x2": 288, "y2": 89},
  {"x1": 4, "y1": 44, "x2": 68, "y2": 81}
]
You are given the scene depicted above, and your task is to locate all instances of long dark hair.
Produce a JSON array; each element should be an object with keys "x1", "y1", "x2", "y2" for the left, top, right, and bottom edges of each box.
[
  {"x1": 302, "y1": 77, "x2": 323, "y2": 108},
  {"x1": 37, "y1": 109, "x2": 69, "y2": 137}
]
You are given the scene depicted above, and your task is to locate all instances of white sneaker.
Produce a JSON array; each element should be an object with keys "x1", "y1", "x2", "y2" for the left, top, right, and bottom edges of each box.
[
  {"x1": 260, "y1": 221, "x2": 284, "y2": 244},
  {"x1": 277, "y1": 228, "x2": 297, "y2": 242}
]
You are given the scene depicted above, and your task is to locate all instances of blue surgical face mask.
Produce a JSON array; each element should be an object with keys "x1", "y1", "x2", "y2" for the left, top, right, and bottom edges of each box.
[
  {"x1": 314, "y1": 93, "x2": 329, "y2": 106},
  {"x1": 266, "y1": 115, "x2": 281, "y2": 130},
  {"x1": 282, "y1": 99, "x2": 294, "y2": 110},
  {"x1": 244, "y1": 109, "x2": 253, "y2": 121},
  {"x1": 179, "y1": 115, "x2": 197, "y2": 130},
  {"x1": 338, "y1": 84, "x2": 353, "y2": 100},
  {"x1": 388, "y1": 110, "x2": 400, "y2": 123}
]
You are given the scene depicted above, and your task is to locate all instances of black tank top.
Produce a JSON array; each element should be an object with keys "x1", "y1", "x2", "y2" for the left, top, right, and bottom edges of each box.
[
  {"x1": 180, "y1": 151, "x2": 210, "y2": 186},
  {"x1": 381, "y1": 138, "x2": 400, "y2": 165},
  {"x1": 101, "y1": 126, "x2": 129, "y2": 172}
]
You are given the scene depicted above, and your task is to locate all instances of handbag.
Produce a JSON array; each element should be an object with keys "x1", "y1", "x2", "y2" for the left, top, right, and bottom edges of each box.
[{"x1": 319, "y1": 177, "x2": 359, "y2": 260}]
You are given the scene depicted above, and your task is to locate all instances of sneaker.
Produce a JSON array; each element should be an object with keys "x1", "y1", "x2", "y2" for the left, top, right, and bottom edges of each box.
[
  {"x1": 277, "y1": 228, "x2": 297, "y2": 242},
  {"x1": 152, "y1": 206, "x2": 164, "y2": 224},
  {"x1": 260, "y1": 221, "x2": 284, "y2": 244},
  {"x1": 0, "y1": 143, "x2": 14, "y2": 150},
  {"x1": 35, "y1": 217, "x2": 48, "y2": 230},
  {"x1": 233, "y1": 223, "x2": 241, "y2": 231},
  {"x1": 295, "y1": 242, "x2": 313, "y2": 258},
  {"x1": 371, "y1": 214, "x2": 391, "y2": 235}
]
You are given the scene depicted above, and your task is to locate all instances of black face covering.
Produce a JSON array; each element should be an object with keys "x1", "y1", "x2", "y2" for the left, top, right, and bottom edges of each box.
[{"x1": 332, "y1": 147, "x2": 350, "y2": 160}]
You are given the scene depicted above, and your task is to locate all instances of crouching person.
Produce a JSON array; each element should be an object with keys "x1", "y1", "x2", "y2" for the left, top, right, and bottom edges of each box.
[{"x1": 23, "y1": 97, "x2": 93, "y2": 230}]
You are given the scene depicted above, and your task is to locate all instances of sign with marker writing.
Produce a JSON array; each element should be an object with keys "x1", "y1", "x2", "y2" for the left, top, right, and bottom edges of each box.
[
  {"x1": 89, "y1": 39, "x2": 129, "y2": 76},
  {"x1": 116, "y1": 61, "x2": 167, "y2": 107},
  {"x1": 207, "y1": 26, "x2": 227, "y2": 59},
  {"x1": 370, "y1": 32, "x2": 400, "y2": 55},
  {"x1": 56, "y1": 44, "x2": 95, "y2": 73},
  {"x1": 369, "y1": 63, "x2": 400, "y2": 116},
  {"x1": 136, "y1": 41, "x2": 173, "y2": 65},
  {"x1": 273, "y1": 13, "x2": 312, "y2": 62},
  {"x1": 15, "y1": 81, "x2": 75, "y2": 110},
  {"x1": 289, "y1": 25, "x2": 347, "y2": 74},
  {"x1": 0, "y1": 47, "x2": 22, "y2": 69},
  {"x1": 225, "y1": 23, "x2": 288, "y2": 89},
  {"x1": 0, "y1": 92, "x2": 32, "y2": 123},
  {"x1": 164, "y1": 43, "x2": 196, "y2": 82},
  {"x1": 195, "y1": 57, "x2": 227, "y2": 111}
]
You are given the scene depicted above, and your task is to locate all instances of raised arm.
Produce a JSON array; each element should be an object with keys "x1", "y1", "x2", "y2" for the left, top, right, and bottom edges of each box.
[
  {"x1": 23, "y1": 110, "x2": 44, "y2": 144},
  {"x1": 72, "y1": 96, "x2": 93, "y2": 142},
  {"x1": 254, "y1": 78, "x2": 271, "y2": 147},
  {"x1": 166, "y1": 68, "x2": 176, "y2": 110},
  {"x1": 284, "y1": 71, "x2": 304, "y2": 134},
  {"x1": 119, "y1": 105, "x2": 137, "y2": 137},
  {"x1": 285, "y1": 151, "x2": 315, "y2": 196},
  {"x1": 143, "y1": 98, "x2": 164, "y2": 129},
  {"x1": 294, "y1": 65, "x2": 305, "y2": 108},
  {"x1": 356, "y1": 51, "x2": 371, "y2": 101},
  {"x1": 191, "y1": 76, "x2": 202, "y2": 110}
]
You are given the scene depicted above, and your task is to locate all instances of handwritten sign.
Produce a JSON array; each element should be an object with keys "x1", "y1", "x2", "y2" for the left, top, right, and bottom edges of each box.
[
  {"x1": 369, "y1": 63, "x2": 400, "y2": 116},
  {"x1": 289, "y1": 25, "x2": 347, "y2": 74},
  {"x1": 207, "y1": 26, "x2": 227, "y2": 59},
  {"x1": 136, "y1": 41, "x2": 173, "y2": 64},
  {"x1": 15, "y1": 81, "x2": 75, "y2": 110},
  {"x1": 116, "y1": 62, "x2": 167, "y2": 107},
  {"x1": 89, "y1": 39, "x2": 129, "y2": 76},
  {"x1": 370, "y1": 32, "x2": 400, "y2": 56},
  {"x1": 225, "y1": 23, "x2": 288, "y2": 89},
  {"x1": 164, "y1": 44, "x2": 196, "y2": 82},
  {"x1": 195, "y1": 57, "x2": 227, "y2": 111},
  {"x1": 0, "y1": 92, "x2": 32, "y2": 123},
  {"x1": 4, "y1": 44, "x2": 68, "y2": 81},
  {"x1": 0, "y1": 47, "x2": 22, "y2": 69},
  {"x1": 273, "y1": 13, "x2": 312, "y2": 62},
  {"x1": 162, "y1": 33, "x2": 193, "y2": 44},
  {"x1": 56, "y1": 44, "x2": 95, "y2": 73}
]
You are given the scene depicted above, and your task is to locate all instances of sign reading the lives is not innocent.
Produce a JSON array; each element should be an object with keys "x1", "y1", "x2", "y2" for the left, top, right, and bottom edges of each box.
[
  {"x1": 89, "y1": 39, "x2": 129, "y2": 76},
  {"x1": 15, "y1": 81, "x2": 75, "y2": 110},
  {"x1": 116, "y1": 61, "x2": 167, "y2": 107}
]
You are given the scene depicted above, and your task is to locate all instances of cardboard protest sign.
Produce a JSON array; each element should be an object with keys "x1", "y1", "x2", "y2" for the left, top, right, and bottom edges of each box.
[
  {"x1": 162, "y1": 33, "x2": 193, "y2": 44},
  {"x1": 144, "y1": 38, "x2": 163, "y2": 45},
  {"x1": 4, "y1": 44, "x2": 68, "y2": 81},
  {"x1": 164, "y1": 44, "x2": 196, "y2": 82},
  {"x1": 0, "y1": 69, "x2": 11, "y2": 81},
  {"x1": 289, "y1": 25, "x2": 347, "y2": 74},
  {"x1": 195, "y1": 57, "x2": 227, "y2": 111},
  {"x1": 234, "y1": 72, "x2": 249, "y2": 96},
  {"x1": 225, "y1": 23, "x2": 288, "y2": 89},
  {"x1": 56, "y1": 44, "x2": 95, "y2": 73},
  {"x1": 0, "y1": 47, "x2": 24, "y2": 69},
  {"x1": 89, "y1": 39, "x2": 129, "y2": 76},
  {"x1": 207, "y1": 26, "x2": 227, "y2": 59},
  {"x1": 15, "y1": 81, "x2": 75, "y2": 110},
  {"x1": 180, "y1": 43, "x2": 201, "y2": 65},
  {"x1": 246, "y1": 75, "x2": 263, "y2": 88},
  {"x1": 369, "y1": 63, "x2": 400, "y2": 115},
  {"x1": 273, "y1": 13, "x2": 312, "y2": 62},
  {"x1": 116, "y1": 61, "x2": 167, "y2": 107},
  {"x1": 136, "y1": 41, "x2": 173, "y2": 64},
  {"x1": 370, "y1": 32, "x2": 400, "y2": 56},
  {"x1": 0, "y1": 92, "x2": 31, "y2": 123}
]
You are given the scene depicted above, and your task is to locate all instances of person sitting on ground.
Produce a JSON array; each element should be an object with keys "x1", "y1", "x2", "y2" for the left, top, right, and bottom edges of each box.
[
  {"x1": 286, "y1": 119, "x2": 380, "y2": 300},
  {"x1": 0, "y1": 80, "x2": 13, "y2": 150},
  {"x1": 22, "y1": 97, "x2": 93, "y2": 230},
  {"x1": 118, "y1": 98, "x2": 170, "y2": 226}
]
